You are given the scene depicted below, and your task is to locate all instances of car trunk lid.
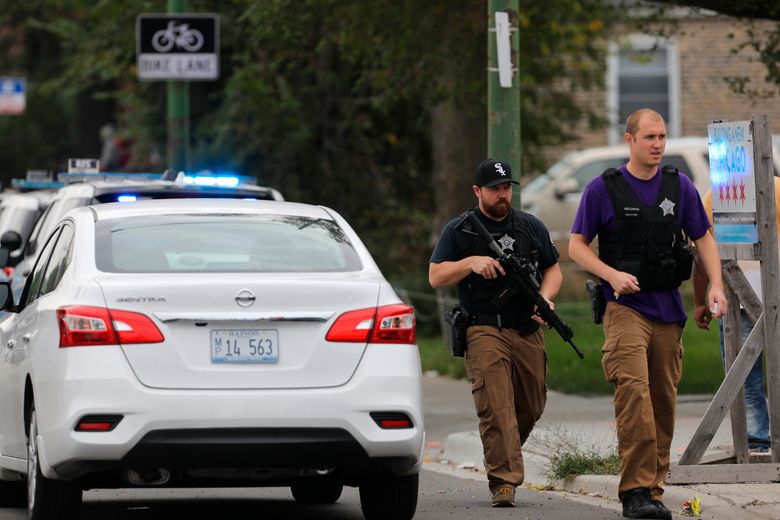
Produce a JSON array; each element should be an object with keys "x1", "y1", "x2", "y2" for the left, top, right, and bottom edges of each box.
[{"x1": 95, "y1": 273, "x2": 380, "y2": 389}]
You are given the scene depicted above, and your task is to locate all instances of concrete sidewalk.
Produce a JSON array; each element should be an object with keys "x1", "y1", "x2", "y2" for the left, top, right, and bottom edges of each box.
[{"x1": 423, "y1": 374, "x2": 780, "y2": 519}]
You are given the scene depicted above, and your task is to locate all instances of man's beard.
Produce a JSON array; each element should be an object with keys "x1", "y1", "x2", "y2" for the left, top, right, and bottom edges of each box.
[{"x1": 483, "y1": 199, "x2": 510, "y2": 219}]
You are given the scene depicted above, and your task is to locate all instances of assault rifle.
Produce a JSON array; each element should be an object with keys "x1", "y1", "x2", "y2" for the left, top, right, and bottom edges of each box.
[{"x1": 464, "y1": 212, "x2": 584, "y2": 359}]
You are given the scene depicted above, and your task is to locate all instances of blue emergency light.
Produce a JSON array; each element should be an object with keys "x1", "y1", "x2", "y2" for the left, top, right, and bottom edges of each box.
[{"x1": 183, "y1": 175, "x2": 240, "y2": 187}]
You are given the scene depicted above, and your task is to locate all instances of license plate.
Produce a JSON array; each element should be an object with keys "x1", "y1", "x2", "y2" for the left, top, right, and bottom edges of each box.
[{"x1": 210, "y1": 329, "x2": 279, "y2": 364}]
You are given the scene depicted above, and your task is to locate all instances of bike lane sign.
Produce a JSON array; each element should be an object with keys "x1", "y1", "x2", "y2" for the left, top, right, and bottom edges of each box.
[{"x1": 136, "y1": 13, "x2": 219, "y2": 80}]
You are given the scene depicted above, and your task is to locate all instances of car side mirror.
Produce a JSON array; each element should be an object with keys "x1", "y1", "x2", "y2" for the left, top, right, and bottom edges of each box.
[
  {"x1": 26, "y1": 238, "x2": 37, "y2": 257},
  {"x1": 553, "y1": 178, "x2": 579, "y2": 200},
  {"x1": 0, "y1": 231, "x2": 22, "y2": 252},
  {"x1": 0, "y1": 281, "x2": 15, "y2": 312}
]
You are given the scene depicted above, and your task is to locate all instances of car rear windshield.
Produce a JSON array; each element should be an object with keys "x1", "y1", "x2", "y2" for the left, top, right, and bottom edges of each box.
[{"x1": 95, "y1": 215, "x2": 362, "y2": 273}]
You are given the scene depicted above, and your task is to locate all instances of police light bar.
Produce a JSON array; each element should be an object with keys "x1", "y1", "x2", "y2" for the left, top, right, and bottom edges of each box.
[
  {"x1": 181, "y1": 173, "x2": 257, "y2": 187},
  {"x1": 182, "y1": 175, "x2": 240, "y2": 187},
  {"x1": 26, "y1": 169, "x2": 53, "y2": 181},
  {"x1": 10, "y1": 179, "x2": 65, "y2": 190},
  {"x1": 57, "y1": 172, "x2": 163, "y2": 184}
]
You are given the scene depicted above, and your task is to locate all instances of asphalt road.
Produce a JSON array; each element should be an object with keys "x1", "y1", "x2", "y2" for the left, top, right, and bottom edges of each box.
[
  {"x1": 0, "y1": 374, "x2": 630, "y2": 519},
  {"x1": 0, "y1": 470, "x2": 625, "y2": 520}
]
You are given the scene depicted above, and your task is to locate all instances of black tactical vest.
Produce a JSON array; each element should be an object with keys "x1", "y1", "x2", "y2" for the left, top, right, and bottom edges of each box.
[
  {"x1": 456, "y1": 208, "x2": 539, "y2": 317},
  {"x1": 598, "y1": 166, "x2": 692, "y2": 291}
]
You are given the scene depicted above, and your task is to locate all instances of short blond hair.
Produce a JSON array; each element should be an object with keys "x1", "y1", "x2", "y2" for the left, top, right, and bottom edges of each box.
[{"x1": 625, "y1": 109, "x2": 664, "y2": 138}]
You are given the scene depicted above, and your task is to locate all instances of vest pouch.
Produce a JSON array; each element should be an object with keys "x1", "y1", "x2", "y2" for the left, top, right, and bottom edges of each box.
[
  {"x1": 614, "y1": 259, "x2": 642, "y2": 280},
  {"x1": 651, "y1": 255, "x2": 679, "y2": 290},
  {"x1": 674, "y1": 242, "x2": 694, "y2": 284}
]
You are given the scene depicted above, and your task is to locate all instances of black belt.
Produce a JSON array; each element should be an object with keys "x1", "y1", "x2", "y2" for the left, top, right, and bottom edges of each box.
[{"x1": 467, "y1": 313, "x2": 535, "y2": 332}]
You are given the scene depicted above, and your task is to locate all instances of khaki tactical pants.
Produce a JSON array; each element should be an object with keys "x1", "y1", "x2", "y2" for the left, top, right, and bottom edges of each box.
[
  {"x1": 465, "y1": 326, "x2": 547, "y2": 492},
  {"x1": 602, "y1": 303, "x2": 683, "y2": 499}
]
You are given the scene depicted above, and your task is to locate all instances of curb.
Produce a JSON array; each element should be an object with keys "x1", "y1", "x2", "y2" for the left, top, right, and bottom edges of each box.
[
  {"x1": 442, "y1": 431, "x2": 484, "y2": 470},
  {"x1": 441, "y1": 430, "x2": 778, "y2": 520},
  {"x1": 550, "y1": 474, "x2": 772, "y2": 520}
]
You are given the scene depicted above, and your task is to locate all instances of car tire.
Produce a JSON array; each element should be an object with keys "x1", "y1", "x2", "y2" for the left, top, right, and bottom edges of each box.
[
  {"x1": 27, "y1": 406, "x2": 82, "y2": 520},
  {"x1": 0, "y1": 480, "x2": 26, "y2": 507},
  {"x1": 359, "y1": 473, "x2": 418, "y2": 520},
  {"x1": 290, "y1": 477, "x2": 343, "y2": 504}
]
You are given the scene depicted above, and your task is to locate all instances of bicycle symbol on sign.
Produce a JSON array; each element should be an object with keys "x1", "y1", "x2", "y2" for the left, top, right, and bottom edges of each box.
[{"x1": 152, "y1": 21, "x2": 204, "y2": 53}]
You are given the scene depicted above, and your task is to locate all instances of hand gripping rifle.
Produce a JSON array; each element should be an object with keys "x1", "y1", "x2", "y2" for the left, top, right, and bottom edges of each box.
[{"x1": 464, "y1": 212, "x2": 584, "y2": 359}]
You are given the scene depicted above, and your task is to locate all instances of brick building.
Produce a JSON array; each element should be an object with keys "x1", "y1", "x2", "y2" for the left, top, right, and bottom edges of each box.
[{"x1": 561, "y1": 11, "x2": 780, "y2": 154}]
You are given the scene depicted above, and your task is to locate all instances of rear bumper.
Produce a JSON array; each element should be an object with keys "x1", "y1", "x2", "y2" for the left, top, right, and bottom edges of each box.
[
  {"x1": 58, "y1": 427, "x2": 418, "y2": 487},
  {"x1": 29, "y1": 345, "x2": 424, "y2": 483}
]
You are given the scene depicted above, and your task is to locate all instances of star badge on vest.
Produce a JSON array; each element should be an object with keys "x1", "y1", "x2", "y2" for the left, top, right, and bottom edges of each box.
[
  {"x1": 497, "y1": 234, "x2": 515, "y2": 252},
  {"x1": 659, "y1": 198, "x2": 675, "y2": 216}
]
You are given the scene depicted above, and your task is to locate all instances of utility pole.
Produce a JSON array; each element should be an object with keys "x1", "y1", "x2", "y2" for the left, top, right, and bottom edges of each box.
[
  {"x1": 167, "y1": 0, "x2": 189, "y2": 172},
  {"x1": 487, "y1": 0, "x2": 521, "y2": 206}
]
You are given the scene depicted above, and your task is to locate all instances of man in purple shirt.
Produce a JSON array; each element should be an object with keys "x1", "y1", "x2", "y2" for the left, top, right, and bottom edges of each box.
[{"x1": 569, "y1": 108, "x2": 727, "y2": 520}]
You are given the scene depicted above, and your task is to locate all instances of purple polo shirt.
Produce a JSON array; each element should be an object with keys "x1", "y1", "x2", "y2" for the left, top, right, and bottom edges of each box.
[{"x1": 571, "y1": 165, "x2": 710, "y2": 323}]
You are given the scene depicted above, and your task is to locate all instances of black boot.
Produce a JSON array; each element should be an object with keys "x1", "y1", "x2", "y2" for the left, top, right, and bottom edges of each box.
[
  {"x1": 651, "y1": 500, "x2": 673, "y2": 520},
  {"x1": 622, "y1": 488, "x2": 661, "y2": 519}
]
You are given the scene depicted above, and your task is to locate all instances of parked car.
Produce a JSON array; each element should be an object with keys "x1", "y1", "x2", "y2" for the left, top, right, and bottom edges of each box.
[
  {"x1": 0, "y1": 191, "x2": 54, "y2": 269},
  {"x1": 0, "y1": 198, "x2": 422, "y2": 520},
  {"x1": 4, "y1": 175, "x2": 284, "y2": 301},
  {"x1": 521, "y1": 136, "x2": 780, "y2": 261}
]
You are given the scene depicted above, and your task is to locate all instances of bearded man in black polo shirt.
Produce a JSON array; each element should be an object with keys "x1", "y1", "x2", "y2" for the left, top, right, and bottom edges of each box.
[{"x1": 429, "y1": 159, "x2": 562, "y2": 508}]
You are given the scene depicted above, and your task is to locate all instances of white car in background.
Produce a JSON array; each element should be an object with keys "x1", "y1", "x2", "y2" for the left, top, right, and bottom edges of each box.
[
  {"x1": 0, "y1": 191, "x2": 54, "y2": 269},
  {"x1": 5, "y1": 175, "x2": 285, "y2": 301},
  {"x1": 0, "y1": 199, "x2": 422, "y2": 520}
]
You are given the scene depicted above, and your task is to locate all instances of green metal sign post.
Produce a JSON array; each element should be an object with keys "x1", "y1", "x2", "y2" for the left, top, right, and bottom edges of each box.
[
  {"x1": 488, "y1": 0, "x2": 521, "y2": 206},
  {"x1": 167, "y1": 0, "x2": 190, "y2": 173}
]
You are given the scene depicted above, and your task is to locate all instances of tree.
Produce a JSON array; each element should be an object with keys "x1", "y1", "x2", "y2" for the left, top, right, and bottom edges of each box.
[
  {"x1": 650, "y1": 0, "x2": 780, "y2": 97},
  {"x1": 0, "y1": 1, "x2": 629, "y2": 323},
  {"x1": 650, "y1": 1, "x2": 780, "y2": 21}
]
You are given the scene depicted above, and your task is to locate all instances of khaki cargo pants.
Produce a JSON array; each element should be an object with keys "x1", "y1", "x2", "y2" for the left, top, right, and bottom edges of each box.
[
  {"x1": 465, "y1": 325, "x2": 547, "y2": 492},
  {"x1": 602, "y1": 303, "x2": 683, "y2": 500}
]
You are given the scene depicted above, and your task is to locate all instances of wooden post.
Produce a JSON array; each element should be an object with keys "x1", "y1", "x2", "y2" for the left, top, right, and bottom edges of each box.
[
  {"x1": 677, "y1": 315, "x2": 765, "y2": 465},
  {"x1": 669, "y1": 115, "x2": 780, "y2": 482},
  {"x1": 722, "y1": 276, "x2": 749, "y2": 463},
  {"x1": 752, "y1": 115, "x2": 780, "y2": 461}
]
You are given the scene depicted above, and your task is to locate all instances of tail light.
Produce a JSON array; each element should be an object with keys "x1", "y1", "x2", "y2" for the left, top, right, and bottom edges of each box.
[
  {"x1": 57, "y1": 306, "x2": 164, "y2": 348},
  {"x1": 2, "y1": 267, "x2": 13, "y2": 278},
  {"x1": 75, "y1": 415, "x2": 123, "y2": 432},
  {"x1": 326, "y1": 304, "x2": 416, "y2": 344},
  {"x1": 370, "y1": 412, "x2": 414, "y2": 429}
]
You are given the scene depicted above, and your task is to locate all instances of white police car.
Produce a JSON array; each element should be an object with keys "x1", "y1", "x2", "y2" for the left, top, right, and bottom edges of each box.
[
  {"x1": 0, "y1": 199, "x2": 422, "y2": 520},
  {"x1": 5, "y1": 173, "x2": 284, "y2": 301}
]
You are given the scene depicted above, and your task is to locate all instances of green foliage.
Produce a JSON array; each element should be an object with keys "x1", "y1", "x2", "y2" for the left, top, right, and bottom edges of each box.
[
  {"x1": 723, "y1": 22, "x2": 780, "y2": 99},
  {"x1": 0, "y1": 0, "x2": 631, "y2": 280},
  {"x1": 544, "y1": 427, "x2": 620, "y2": 480},
  {"x1": 417, "y1": 336, "x2": 467, "y2": 380},
  {"x1": 647, "y1": 1, "x2": 780, "y2": 99},
  {"x1": 545, "y1": 300, "x2": 725, "y2": 395},
  {"x1": 419, "y1": 298, "x2": 726, "y2": 395}
]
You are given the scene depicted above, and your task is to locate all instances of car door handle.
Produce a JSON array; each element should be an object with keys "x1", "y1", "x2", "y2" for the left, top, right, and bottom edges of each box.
[
  {"x1": 6, "y1": 339, "x2": 15, "y2": 349},
  {"x1": 22, "y1": 333, "x2": 31, "y2": 343}
]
